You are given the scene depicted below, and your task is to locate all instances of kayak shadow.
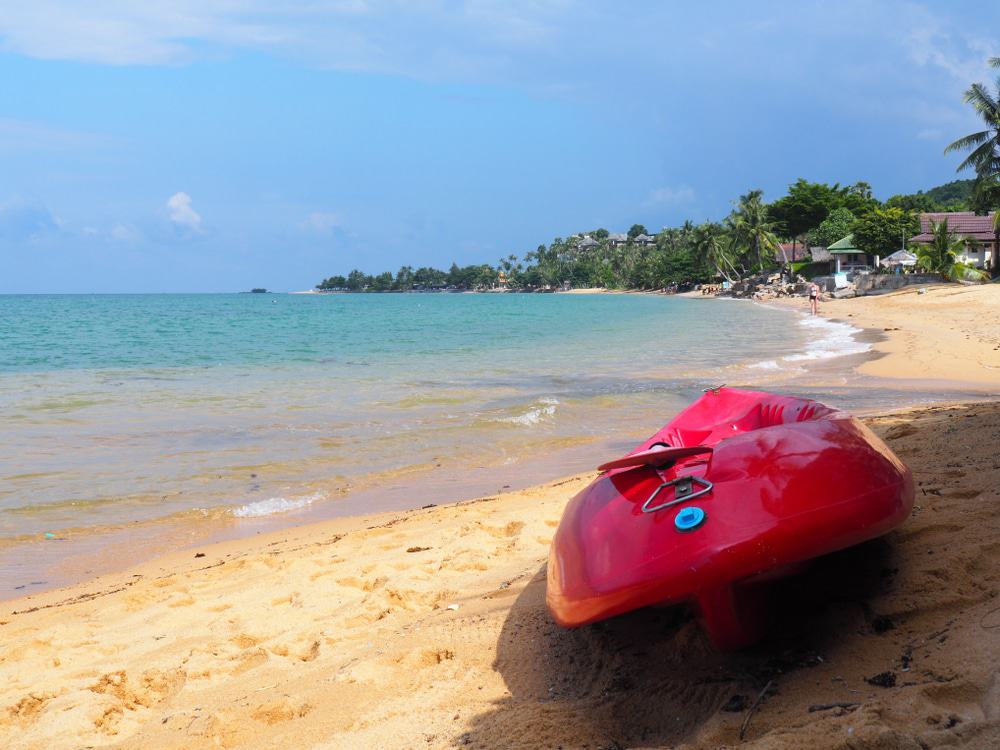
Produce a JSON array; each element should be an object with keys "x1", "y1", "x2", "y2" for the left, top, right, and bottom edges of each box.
[{"x1": 456, "y1": 536, "x2": 898, "y2": 749}]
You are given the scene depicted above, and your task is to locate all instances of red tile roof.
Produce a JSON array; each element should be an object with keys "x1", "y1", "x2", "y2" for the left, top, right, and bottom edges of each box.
[{"x1": 910, "y1": 212, "x2": 998, "y2": 243}]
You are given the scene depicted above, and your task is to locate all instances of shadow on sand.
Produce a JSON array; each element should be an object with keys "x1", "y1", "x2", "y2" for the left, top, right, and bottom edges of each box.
[{"x1": 456, "y1": 537, "x2": 899, "y2": 749}]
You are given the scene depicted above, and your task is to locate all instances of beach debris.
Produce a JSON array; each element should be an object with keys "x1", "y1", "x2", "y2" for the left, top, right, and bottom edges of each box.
[
  {"x1": 446, "y1": 603, "x2": 460, "y2": 611},
  {"x1": 421, "y1": 504, "x2": 437, "y2": 509},
  {"x1": 194, "y1": 552, "x2": 206, "y2": 558},
  {"x1": 739, "y1": 679, "x2": 773, "y2": 740},
  {"x1": 866, "y1": 671, "x2": 897, "y2": 688},
  {"x1": 808, "y1": 702, "x2": 860, "y2": 713},
  {"x1": 406, "y1": 546, "x2": 431, "y2": 553}
]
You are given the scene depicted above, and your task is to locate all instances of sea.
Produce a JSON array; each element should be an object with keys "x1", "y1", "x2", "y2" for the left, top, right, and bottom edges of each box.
[{"x1": 0, "y1": 292, "x2": 960, "y2": 596}]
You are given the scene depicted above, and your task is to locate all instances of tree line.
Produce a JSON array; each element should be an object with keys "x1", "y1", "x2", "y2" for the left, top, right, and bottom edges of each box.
[
  {"x1": 318, "y1": 57, "x2": 1000, "y2": 290},
  {"x1": 316, "y1": 177, "x2": 985, "y2": 292}
]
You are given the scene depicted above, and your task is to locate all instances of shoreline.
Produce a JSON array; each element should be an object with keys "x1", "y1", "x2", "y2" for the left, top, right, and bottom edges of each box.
[
  {"x1": 759, "y1": 283, "x2": 1000, "y2": 388},
  {"x1": 3, "y1": 287, "x2": 997, "y2": 603},
  {"x1": 4, "y1": 397, "x2": 1000, "y2": 748}
]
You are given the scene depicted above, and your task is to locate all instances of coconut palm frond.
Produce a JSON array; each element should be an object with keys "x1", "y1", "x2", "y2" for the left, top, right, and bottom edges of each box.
[
  {"x1": 954, "y1": 139, "x2": 1000, "y2": 176},
  {"x1": 949, "y1": 263, "x2": 990, "y2": 282},
  {"x1": 945, "y1": 129, "x2": 991, "y2": 154},
  {"x1": 964, "y1": 82, "x2": 1000, "y2": 117}
]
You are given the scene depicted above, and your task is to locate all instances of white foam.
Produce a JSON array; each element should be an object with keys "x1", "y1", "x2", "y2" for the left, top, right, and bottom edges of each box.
[
  {"x1": 783, "y1": 315, "x2": 870, "y2": 362},
  {"x1": 496, "y1": 397, "x2": 559, "y2": 426},
  {"x1": 231, "y1": 492, "x2": 323, "y2": 518},
  {"x1": 748, "y1": 360, "x2": 781, "y2": 370}
]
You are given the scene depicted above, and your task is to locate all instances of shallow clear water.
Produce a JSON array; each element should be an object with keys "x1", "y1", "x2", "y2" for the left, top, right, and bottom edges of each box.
[{"x1": 1, "y1": 291, "x2": 928, "y2": 562}]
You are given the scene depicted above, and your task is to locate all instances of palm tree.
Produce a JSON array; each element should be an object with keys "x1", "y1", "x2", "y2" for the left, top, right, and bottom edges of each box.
[
  {"x1": 693, "y1": 222, "x2": 738, "y2": 282},
  {"x1": 915, "y1": 219, "x2": 988, "y2": 282},
  {"x1": 945, "y1": 57, "x2": 1000, "y2": 276},
  {"x1": 729, "y1": 190, "x2": 782, "y2": 273}
]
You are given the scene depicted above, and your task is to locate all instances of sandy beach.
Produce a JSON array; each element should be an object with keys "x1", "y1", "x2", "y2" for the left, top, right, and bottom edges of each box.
[
  {"x1": 3, "y1": 284, "x2": 1000, "y2": 749},
  {"x1": 775, "y1": 283, "x2": 1000, "y2": 386}
]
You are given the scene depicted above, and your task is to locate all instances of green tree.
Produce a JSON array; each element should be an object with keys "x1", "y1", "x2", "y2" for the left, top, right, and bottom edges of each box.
[
  {"x1": 808, "y1": 207, "x2": 856, "y2": 248},
  {"x1": 627, "y1": 224, "x2": 648, "y2": 239},
  {"x1": 370, "y1": 271, "x2": 394, "y2": 291},
  {"x1": 346, "y1": 269, "x2": 369, "y2": 291},
  {"x1": 945, "y1": 57, "x2": 1000, "y2": 275},
  {"x1": 851, "y1": 207, "x2": 918, "y2": 259},
  {"x1": 729, "y1": 189, "x2": 781, "y2": 272},
  {"x1": 914, "y1": 218, "x2": 988, "y2": 281},
  {"x1": 691, "y1": 222, "x2": 737, "y2": 282},
  {"x1": 767, "y1": 179, "x2": 841, "y2": 240},
  {"x1": 394, "y1": 265, "x2": 414, "y2": 291}
]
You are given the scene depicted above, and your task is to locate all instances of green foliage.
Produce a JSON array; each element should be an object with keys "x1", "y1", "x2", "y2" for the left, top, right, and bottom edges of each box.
[
  {"x1": 850, "y1": 207, "x2": 919, "y2": 258},
  {"x1": 346, "y1": 269, "x2": 369, "y2": 290},
  {"x1": 729, "y1": 189, "x2": 781, "y2": 272},
  {"x1": 627, "y1": 224, "x2": 648, "y2": 239},
  {"x1": 316, "y1": 274, "x2": 347, "y2": 290},
  {"x1": 807, "y1": 207, "x2": 856, "y2": 248},
  {"x1": 886, "y1": 179, "x2": 975, "y2": 212},
  {"x1": 789, "y1": 261, "x2": 829, "y2": 280},
  {"x1": 766, "y1": 179, "x2": 879, "y2": 240},
  {"x1": 945, "y1": 58, "x2": 1000, "y2": 184}
]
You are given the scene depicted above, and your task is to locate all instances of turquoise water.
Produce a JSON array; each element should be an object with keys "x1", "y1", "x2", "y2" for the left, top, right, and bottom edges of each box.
[{"x1": 1, "y1": 291, "x2": 893, "y2": 590}]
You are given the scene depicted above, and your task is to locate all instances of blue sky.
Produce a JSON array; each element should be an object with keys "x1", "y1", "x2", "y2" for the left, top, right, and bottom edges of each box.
[{"x1": 2, "y1": 1, "x2": 998, "y2": 293}]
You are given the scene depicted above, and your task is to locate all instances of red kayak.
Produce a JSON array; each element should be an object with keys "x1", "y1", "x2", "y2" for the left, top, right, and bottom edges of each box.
[{"x1": 546, "y1": 387, "x2": 914, "y2": 650}]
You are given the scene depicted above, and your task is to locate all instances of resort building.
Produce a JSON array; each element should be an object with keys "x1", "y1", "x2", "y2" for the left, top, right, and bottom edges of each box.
[
  {"x1": 908, "y1": 211, "x2": 997, "y2": 269},
  {"x1": 827, "y1": 234, "x2": 874, "y2": 273},
  {"x1": 608, "y1": 232, "x2": 628, "y2": 247}
]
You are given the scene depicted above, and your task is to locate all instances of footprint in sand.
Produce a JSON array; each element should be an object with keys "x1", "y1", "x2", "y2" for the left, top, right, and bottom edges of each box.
[{"x1": 251, "y1": 698, "x2": 312, "y2": 725}]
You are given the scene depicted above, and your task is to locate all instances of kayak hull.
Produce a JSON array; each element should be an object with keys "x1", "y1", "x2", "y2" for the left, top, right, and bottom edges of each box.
[{"x1": 546, "y1": 389, "x2": 914, "y2": 650}]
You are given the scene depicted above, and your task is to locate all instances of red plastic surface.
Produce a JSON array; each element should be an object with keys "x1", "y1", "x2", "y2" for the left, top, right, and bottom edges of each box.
[{"x1": 546, "y1": 388, "x2": 914, "y2": 650}]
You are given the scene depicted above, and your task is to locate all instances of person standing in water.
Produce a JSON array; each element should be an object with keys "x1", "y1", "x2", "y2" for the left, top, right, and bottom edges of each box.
[{"x1": 808, "y1": 282, "x2": 820, "y2": 315}]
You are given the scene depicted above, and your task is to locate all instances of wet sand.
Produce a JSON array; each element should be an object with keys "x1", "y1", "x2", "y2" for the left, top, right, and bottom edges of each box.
[{"x1": 2, "y1": 284, "x2": 1000, "y2": 749}]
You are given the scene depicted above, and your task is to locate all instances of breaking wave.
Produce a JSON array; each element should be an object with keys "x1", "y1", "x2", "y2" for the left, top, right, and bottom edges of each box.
[
  {"x1": 495, "y1": 397, "x2": 560, "y2": 426},
  {"x1": 230, "y1": 493, "x2": 324, "y2": 518}
]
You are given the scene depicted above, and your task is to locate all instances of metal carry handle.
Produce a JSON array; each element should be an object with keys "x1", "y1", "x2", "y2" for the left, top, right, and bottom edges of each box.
[{"x1": 641, "y1": 476, "x2": 714, "y2": 514}]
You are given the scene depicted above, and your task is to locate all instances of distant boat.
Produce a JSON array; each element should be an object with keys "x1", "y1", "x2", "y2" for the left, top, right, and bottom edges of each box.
[{"x1": 250, "y1": 288, "x2": 268, "y2": 293}]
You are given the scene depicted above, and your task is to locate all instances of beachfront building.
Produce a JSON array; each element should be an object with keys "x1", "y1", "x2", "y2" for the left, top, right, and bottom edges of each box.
[
  {"x1": 827, "y1": 234, "x2": 874, "y2": 273},
  {"x1": 908, "y1": 211, "x2": 997, "y2": 270},
  {"x1": 632, "y1": 233, "x2": 656, "y2": 247},
  {"x1": 576, "y1": 235, "x2": 600, "y2": 251},
  {"x1": 608, "y1": 232, "x2": 628, "y2": 248}
]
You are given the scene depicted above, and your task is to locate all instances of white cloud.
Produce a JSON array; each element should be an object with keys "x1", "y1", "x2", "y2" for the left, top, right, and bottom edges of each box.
[
  {"x1": 904, "y1": 8, "x2": 999, "y2": 85},
  {"x1": 0, "y1": 1, "x2": 570, "y2": 77},
  {"x1": 166, "y1": 192, "x2": 202, "y2": 233},
  {"x1": 110, "y1": 223, "x2": 139, "y2": 241},
  {"x1": 643, "y1": 186, "x2": 695, "y2": 207},
  {"x1": 301, "y1": 211, "x2": 342, "y2": 234},
  {"x1": 0, "y1": 198, "x2": 62, "y2": 241}
]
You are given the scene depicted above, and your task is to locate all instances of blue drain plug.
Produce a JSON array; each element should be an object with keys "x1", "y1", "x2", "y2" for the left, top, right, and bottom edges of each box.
[{"x1": 674, "y1": 506, "x2": 706, "y2": 532}]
